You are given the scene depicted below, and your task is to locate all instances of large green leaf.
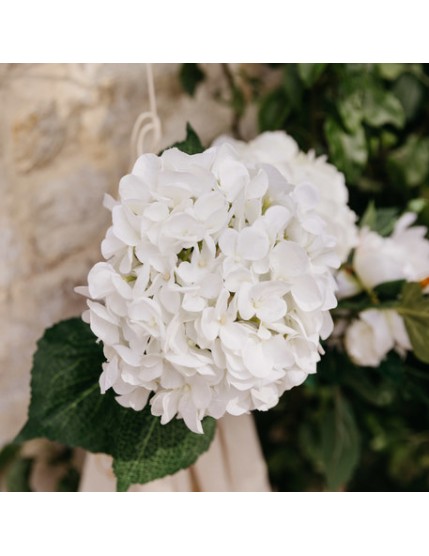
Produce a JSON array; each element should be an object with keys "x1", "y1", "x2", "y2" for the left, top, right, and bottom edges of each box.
[
  {"x1": 321, "y1": 393, "x2": 361, "y2": 491},
  {"x1": 112, "y1": 409, "x2": 215, "y2": 492},
  {"x1": 17, "y1": 318, "x2": 216, "y2": 491},
  {"x1": 398, "y1": 283, "x2": 429, "y2": 364},
  {"x1": 17, "y1": 318, "x2": 116, "y2": 454}
]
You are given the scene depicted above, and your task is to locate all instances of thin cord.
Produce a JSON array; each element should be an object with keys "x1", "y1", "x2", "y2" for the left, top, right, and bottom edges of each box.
[{"x1": 129, "y1": 63, "x2": 162, "y2": 167}]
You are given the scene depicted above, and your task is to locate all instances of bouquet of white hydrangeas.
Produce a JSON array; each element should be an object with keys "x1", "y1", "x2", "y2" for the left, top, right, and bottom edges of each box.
[
  {"x1": 80, "y1": 135, "x2": 340, "y2": 434},
  {"x1": 16, "y1": 126, "x2": 429, "y2": 491}
]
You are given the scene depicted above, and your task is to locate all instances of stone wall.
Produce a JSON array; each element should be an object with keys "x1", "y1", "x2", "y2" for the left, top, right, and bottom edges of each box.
[{"x1": 0, "y1": 63, "x2": 253, "y2": 447}]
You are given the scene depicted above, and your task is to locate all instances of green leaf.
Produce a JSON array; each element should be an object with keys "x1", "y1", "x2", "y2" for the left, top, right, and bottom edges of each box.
[
  {"x1": 179, "y1": 64, "x2": 205, "y2": 96},
  {"x1": 297, "y1": 64, "x2": 326, "y2": 88},
  {"x1": 321, "y1": 393, "x2": 361, "y2": 491},
  {"x1": 387, "y1": 135, "x2": 429, "y2": 188},
  {"x1": 398, "y1": 283, "x2": 429, "y2": 364},
  {"x1": 344, "y1": 367, "x2": 396, "y2": 407},
  {"x1": 282, "y1": 65, "x2": 304, "y2": 111},
  {"x1": 360, "y1": 201, "x2": 398, "y2": 236},
  {"x1": 338, "y1": 91, "x2": 363, "y2": 133},
  {"x1": 17, "y1": 318, "x2": 116, "y2": 454},
  {"x1": 325, "y1": 118, "x2": 367, "y2": 182},
  {"x1": 393, "y1": 73, "x2": 425, "y2": 122},
  {"x1": 259, "y1": 88, "x2": 290, "y2": 132},
  {"x1": 377, "y1": 63, "x2": 408, "y2": 81},
  {"x1": 113, "y1": 413, "x2": 216, "y2": 492},
  {"x1": 359, "y1": 200, "x2": 377, "y2": 229},
  {"x1": 373, "y1": 279, "x2": 406, "y2": 300},
  {"x1": 168, "y1": 123, "x2": 205, "y2": 155},
  {"x1": 6, "y1": 457, "x2": 34, "y2": 492},
  {"x1": 407, "y1": 198, "x2": 427, "y2": 215},
  {"x1": 363, "y1": 89, "x2": 405, "y2": 129},
  {"x1": 17, "y1": 318, "x2": 216, "y2": 490}
]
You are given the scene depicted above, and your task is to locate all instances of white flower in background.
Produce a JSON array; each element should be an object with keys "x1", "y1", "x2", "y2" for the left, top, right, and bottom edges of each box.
[
  {"x1": 344, "y1": 309, "x2": 412, "y2": 367},
  {"x1": 213, "y1": 131, "x2": 358, "y2": 263},
  {"x1": 353, "y1": 213, "x2": 429, "y2": 290},
  {"x1": 79, "y1": 141, "x2": 340, "y2": 433}
]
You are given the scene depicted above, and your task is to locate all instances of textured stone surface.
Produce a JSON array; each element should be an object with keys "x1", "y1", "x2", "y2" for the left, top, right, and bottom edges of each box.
[{"x1": 0, "y1": 63, "x2": 248, "y2": 447}]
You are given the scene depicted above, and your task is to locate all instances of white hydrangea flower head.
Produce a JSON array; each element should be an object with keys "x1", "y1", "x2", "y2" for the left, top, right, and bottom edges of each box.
[
  {"x1": 344, "y1": 309, "x2": 412, "y2": 367},
  {"x1": 80, "y1": 142, "x2": 340, "y2": 433},
  {"x1": 213, "y1": 131, "x2": 358, "y2": 263},
  {"x1": 353, "y1": 213, "x2": 429, "y2": 290}
]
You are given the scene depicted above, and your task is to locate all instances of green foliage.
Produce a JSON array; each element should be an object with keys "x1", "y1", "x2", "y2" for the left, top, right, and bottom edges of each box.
[
  {"x1": 297, "y1": 64, "x2": 326, "y2": 88},
  {"x1": 255, "y1": 63, "x2": 429, "y2": 217},
  {"x1": 387, "y1": 135, "x2": 429, "y2": 189},
  {"x1": 17, "y1": 318, "x2": 216, "y2": 491},
  {"x1": 179, "y1": 64, "x2": 205, "y2": 96},
  {"x1": 250, "y1": 63, "x2": 429, "y2": 491},
  {"x1": 321, "y1": 393, "x2": 360, "y2": 491},
  {"x1": 360, "y1": 201, "x2": 398, "y2": 236},
  {"x1": 168, "y1": 123, "x2": 205, "y2": 155},
  {"x1": 398, "y1": 283, "x2": 429, "y2": 364},
  {"x1": 325, "y1": 118, "x2": 367, "y2": 182},
  {"x1": 259, "y1": 89, "x2": 290, "y2": 132}
]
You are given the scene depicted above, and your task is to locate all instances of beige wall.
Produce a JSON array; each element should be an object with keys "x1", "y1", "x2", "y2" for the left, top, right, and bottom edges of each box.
[{"x1": 0, "y1": 63, "x2": 253, "y2": 447}]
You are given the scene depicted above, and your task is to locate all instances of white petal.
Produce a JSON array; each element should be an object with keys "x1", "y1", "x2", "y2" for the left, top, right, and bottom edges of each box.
[
  {"x1": 99, "y1": 359, "x2": 120, "y2": 393},
  {"x1": 219, "y1": 228, "x2": 238, "y2": 257},
  {"x1": 237, "y1": 227, "x2": 269, "y2": 261},
  {"x1": 256, "y1": 297, "x2": 287, "y2": 323},
  {"x1": 270, "y1": 241, "x2": 308, "y2": 278},
  {"x1": 200, "y1": 308, "x2": 220, "y2": 341},
  {"x1": 178, "y1": 393, "x2": 204, "y2": 434},
  {"x1": 291, "y1": 275, "x2": 322, "y2": 311},
  {"x1": 243, "y1": 339, "x2": 272, "y2": 377}
]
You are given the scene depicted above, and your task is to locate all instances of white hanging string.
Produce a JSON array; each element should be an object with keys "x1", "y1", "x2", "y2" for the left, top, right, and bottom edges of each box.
[{"x1": 129, "y1": 63, "x2": 162, "y2": 167}]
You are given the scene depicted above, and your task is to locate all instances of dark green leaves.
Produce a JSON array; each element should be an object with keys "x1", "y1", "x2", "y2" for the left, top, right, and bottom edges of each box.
[
  {"x1": 321, "y1": 393, "x2": 361, "y2": 491},
  {"x1": 168, "y1": 123, "x2": 205, "y2": 155},
  {"x1": 17, "y1": 318, "x2": 216, "y2": 491},
  {"x1": 259, "y1": 64, "x2": 310, "y2": 132},
  {"x1": 398, "y1": 283, "x2": 429, "y2": 364},
  {"x1": 259, "y1": 88, "x2": 291, "y2": 132},
  {"x1": 179, "y1": 64, "x2": 205, "y2": 96}
]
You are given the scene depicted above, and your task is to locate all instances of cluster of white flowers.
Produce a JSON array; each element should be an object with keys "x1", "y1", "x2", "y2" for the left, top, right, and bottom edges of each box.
[
  {"x1": 213, "y1": 132, "x2": 358, "y2": 263},
  {"x1": 79, "y1": 141, "x2": 340, "y2": 433},
  {"x1": 337, "y1": 212, "x2": 429, "y2": 367},
  {"x1": 344, "y1": 309, "x2": 411, "y2": 367}
]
